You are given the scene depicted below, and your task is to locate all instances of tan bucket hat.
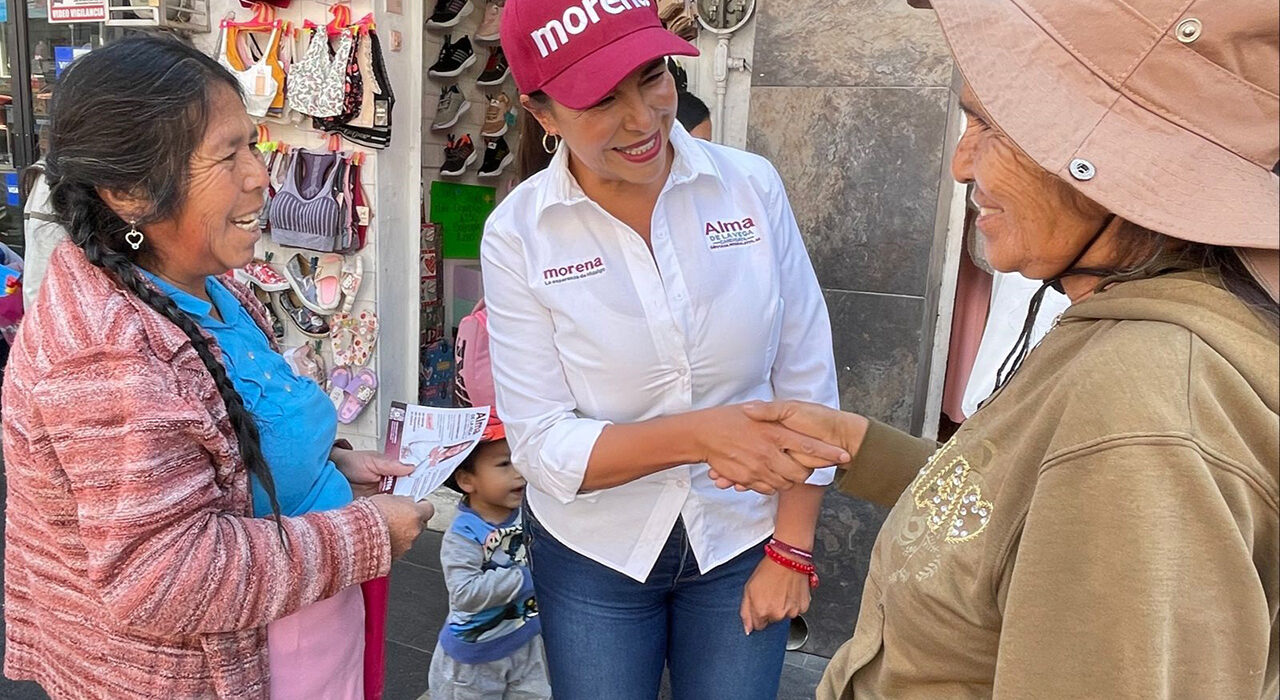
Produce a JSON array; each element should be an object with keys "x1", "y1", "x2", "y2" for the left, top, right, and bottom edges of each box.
[{"x1": 925, "y1": 0, "x2": 1280, "y2": 300}]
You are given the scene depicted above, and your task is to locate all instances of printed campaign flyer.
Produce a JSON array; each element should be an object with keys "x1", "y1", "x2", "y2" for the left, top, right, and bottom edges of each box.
[{"x1": 380, "y1": 402, "x2": 491, "y2": 501}]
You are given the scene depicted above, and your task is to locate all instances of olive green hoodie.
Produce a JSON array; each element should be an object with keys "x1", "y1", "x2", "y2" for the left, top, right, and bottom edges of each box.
[{"x1": 821, "y1": 272, "x2": 1279, "y2": 699}]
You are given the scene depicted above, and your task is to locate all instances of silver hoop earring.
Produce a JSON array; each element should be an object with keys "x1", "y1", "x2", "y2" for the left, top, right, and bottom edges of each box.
[
  {"x1": 125, "y1": 221, "x2": 144, "y2": 251},
  {"x1": 542, "y1": 133, "x2": 560, "y2": 154}
]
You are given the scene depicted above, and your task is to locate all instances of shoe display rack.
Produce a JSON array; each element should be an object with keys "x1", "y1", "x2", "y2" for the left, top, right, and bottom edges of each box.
[
  {"x1": 203, "y1": 0, "x2": 425, "y2": 451},
  {"x1": 424, "y1": 0, "x2": 517, "y2": 183},
  {"x1": 420, "y1": 0, "x2": 523, "y2": 400}
]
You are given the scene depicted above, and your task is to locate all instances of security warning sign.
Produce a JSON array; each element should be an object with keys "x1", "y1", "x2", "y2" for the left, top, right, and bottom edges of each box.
[{"x1": 48, "y1": 0, "x2": 107, "y2": 23}]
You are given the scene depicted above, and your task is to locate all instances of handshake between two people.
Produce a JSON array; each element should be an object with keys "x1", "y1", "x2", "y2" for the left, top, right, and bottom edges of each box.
[
  {"x1": 697, "y1": 401, "x2": 869, "y2": 495},
  {"x1": 349, "y1": 400, "x2": 869, "y2": 559}
]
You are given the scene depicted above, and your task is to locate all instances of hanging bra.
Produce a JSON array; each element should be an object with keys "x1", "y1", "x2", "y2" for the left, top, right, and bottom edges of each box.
[
  {"x1": 218, "y1": 23, "x2": 282, "y2": 118},
  {"x1": 268, "y1": 148, "x2": 291, "y2": 194},
  {"x1": 323, "y1": 30, "x2": 395, "y2": 149},
  {"x1": 312, "y1": 32, "x2": 364, "y2": 129},
  {"x1": 288, "y1": 28, "x2": 354, "y2": 119},
  {"x1": 350, "y1": 31, "x2": 377, "y2": 129},
  {"x1": 339, "y1": 157, "x2": 356, "y2": 252},
  {"x1": 350, "y1": 160, "x2": 370, "y2": 251},
  {"x1": 268, "y1": 149, "x2": 346, "y2": 252},
  {"x1": 232, "y1": 27, "x2": 292, "y2": 120}
]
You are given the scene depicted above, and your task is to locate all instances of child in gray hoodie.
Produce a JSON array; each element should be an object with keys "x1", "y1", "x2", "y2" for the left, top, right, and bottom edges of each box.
[{"x1": 429, "y1": 302, "x2": 550, "y2": 699}]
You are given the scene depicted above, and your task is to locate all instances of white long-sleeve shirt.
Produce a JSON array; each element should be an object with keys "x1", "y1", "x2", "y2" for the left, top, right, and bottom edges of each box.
[
  {"x1": 481, "y1": 123, "x2": 839, "y2": 582},
  {"x1": 22, "y1": 166, "x2": 69, "y2": 310}
]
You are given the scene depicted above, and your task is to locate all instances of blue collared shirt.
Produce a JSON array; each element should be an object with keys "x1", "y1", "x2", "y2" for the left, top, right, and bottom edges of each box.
[{"x1": 143, "y1": 272, "x2": 352, "y2": 517}]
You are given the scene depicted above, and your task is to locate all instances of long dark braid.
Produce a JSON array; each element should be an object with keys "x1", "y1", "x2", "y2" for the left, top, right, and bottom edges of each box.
[
  {"x1": 43, "y1": 36, "x2": 286, "y2": 541},
  {"x1": 79, "y1": 235, "x2": 287, "y2": 543}
]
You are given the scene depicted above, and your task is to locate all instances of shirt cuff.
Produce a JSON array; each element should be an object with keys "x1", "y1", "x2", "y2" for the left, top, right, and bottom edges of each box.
[
  {"x1": 527, "y1": 418, "x2": 611, "y2": 504},
  {"x1": 806, "y1": 465, "x2": 836, "y2": 487}
]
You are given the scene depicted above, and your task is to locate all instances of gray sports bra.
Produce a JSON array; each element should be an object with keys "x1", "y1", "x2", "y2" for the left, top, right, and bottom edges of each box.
[{"x1": 268, "y1": 149, "x2": 346, "y2": 252}]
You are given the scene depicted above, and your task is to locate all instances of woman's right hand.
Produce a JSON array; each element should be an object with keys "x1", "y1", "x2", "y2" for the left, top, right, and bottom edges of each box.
[
  {"x1": 368, "y1": 494, "x2": 435, "y2": 559},
  {"x1": 693, "y1": 405, "x2": 851, "y2": 495},
  {"x1": 707, "y1": 402, "x2": 868, "y2": 490}
]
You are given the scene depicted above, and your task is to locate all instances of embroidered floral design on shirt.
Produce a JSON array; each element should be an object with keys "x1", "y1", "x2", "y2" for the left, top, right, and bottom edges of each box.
[{"x1": 909, "y1": 437, "x2": 993, "y2": 544}]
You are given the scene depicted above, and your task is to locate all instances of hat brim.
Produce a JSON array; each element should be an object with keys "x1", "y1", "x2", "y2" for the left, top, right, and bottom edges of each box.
[
  {"x1": 930, "y1": 0, "x2": 1279, "y2": 251},
  {"x1": 539, "y1": 26, "x2": 699, "y2": 110},
  {"x1": 481, "y1": 420, "x2": 506, "y2": 443}
]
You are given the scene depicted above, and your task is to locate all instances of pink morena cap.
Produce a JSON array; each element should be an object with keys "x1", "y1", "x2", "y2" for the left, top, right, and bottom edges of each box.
[
  {"x1": 454, "y1": 300, "x2": 505, "y2": 443},
  {"x1": 499, "y1": 0, "x2": 699, "y2": 110}
]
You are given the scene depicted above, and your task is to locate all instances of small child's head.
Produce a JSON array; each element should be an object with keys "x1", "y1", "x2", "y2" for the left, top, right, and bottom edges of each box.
[{"x1": 445, "y1": 437, "x2": 526, "y2": 512}]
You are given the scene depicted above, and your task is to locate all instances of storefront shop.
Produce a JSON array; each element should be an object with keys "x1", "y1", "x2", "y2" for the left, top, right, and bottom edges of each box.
[
  {"x1": 0, "y1": 0, "x2": 735, "y2": 414},
  {"x1": 0, "y1": 0, "x2": 222, "y2": 247}
]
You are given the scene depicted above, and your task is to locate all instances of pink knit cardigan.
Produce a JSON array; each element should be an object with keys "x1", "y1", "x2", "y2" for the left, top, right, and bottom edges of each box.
[{"x1": 2, "y1": 242, "x2": 391, "y2": 698}]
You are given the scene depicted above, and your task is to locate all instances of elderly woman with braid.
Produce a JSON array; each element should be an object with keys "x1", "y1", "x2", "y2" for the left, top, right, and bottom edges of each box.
[{"x1": 1, "y1": 37, "x2": 433, "y2": 699}]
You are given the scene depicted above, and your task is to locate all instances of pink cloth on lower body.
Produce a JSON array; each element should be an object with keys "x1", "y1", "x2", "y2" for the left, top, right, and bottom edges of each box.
[
  {"x1": 268, "y1": 584, "x2": 366, "y2": 699},
  {"x1": 942, "y1": 243, "x2": 993, "y2": 422}
]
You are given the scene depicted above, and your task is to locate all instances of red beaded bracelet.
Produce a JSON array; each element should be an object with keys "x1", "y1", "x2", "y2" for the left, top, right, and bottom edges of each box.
[
  {"x1": 768, "y1": 537, "x2": 813, "y2": 561},
  {"x1": 764, "y1": 543, "x2": 820, "y2": 589}
]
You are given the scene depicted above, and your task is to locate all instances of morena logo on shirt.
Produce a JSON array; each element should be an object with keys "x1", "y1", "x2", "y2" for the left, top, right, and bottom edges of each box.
[
  {"x1": 704, "y1": 216, "x2": 761, "y2": 251},
  {"x1": 542, "y1": 256, "x2": 606, "y2": 285}
]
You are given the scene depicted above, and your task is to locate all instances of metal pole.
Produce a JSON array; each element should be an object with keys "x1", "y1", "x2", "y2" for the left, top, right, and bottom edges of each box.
[{"x1": 9, "y1": 0, "x2": 38, "y2": 168}]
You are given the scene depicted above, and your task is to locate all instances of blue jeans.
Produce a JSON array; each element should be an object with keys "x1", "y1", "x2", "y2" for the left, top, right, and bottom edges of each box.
[{"x1": 524, "y1": 506, "x2": 788, "y2": 700}]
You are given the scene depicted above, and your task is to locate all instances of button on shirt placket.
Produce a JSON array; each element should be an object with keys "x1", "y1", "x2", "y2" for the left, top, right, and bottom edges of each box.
[
  {"x1": 235, "y1": 340, "x2": 273, "y2": 383},
  {"x1": 591, "y1": 209, "x2": 695, "y2": 565},
  {"x1": 591, "y1": 195, "x2": 697, "y2": 510},
  {"x1": 649, "y1": 214, "x2": 696, "y2": 408},
  {"x1": 592, "y1": 198, "x2": 695, "y2": 414},
  {"x1": 646, "y1": 212, "x2": 696, "y2": 497}
]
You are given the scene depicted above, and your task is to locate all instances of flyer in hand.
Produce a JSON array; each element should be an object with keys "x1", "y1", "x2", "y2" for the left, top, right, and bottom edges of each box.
[{"x1": 380, "y1": 401, "x2": 491, "y2": 501}]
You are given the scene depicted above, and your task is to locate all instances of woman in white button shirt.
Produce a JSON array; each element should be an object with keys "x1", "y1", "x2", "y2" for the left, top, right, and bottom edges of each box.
[{"x1": 484, "y1": 1, "x2": 846, "y2": 697}]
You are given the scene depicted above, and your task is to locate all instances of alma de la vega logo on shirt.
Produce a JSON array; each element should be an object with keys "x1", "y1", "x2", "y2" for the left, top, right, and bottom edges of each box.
[
  {"x1": 704, "y1": 216, "x2": 761, "y2": 250},
  {"x1": 542, "y1": 256, "x2": 606, "y2": 285}
]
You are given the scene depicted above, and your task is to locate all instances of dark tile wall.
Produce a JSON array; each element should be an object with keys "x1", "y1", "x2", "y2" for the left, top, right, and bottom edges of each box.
[
  {"x1": 746, "y1": 0, "x2": 955, "y2": 662},
  {"x1": 809, "y1": 492, "x2": 893, "y2": 657},
  {"x1": 752, "y1": 0, "x2": 952, "y2": 88},
  {"x1": 748, "y1": 87, "x2": 948, "y2": 297},
  {"x1": 824, "y1": 290, "x2": 926, "y2": 431}
]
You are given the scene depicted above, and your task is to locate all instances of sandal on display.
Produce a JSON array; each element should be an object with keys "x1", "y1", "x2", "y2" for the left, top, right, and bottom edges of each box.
[
  {"x1": 276, "y1": 288, "x2": 331, "y2": 338},
  {"x1": 331, "y1": 309, "x2": 379, "y2": 367},
  {"x1": 237, "y1": 258, "x2": 290, "y2": 291},
  {"x1": 329, "y1": 366, "x2": 378, "y2": 424},
  {"x1": 283, "y1": 253, "x2": 329, "y2": 315},
  {"x1": 314, "y1": 253, "x2": 345, "y2": 313},
  {"x1": 340, "y1": 254, "x2": 364, "y2": 312},
  {"x1": 328, "y1": 366, "x2": 351, "y2": 411},
  {"x1": 283, "y1": 343, "x2": 328, "y2": 389},
  {"x1": 252, "y1": 287, "x2": 287, "y2": 345}
]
